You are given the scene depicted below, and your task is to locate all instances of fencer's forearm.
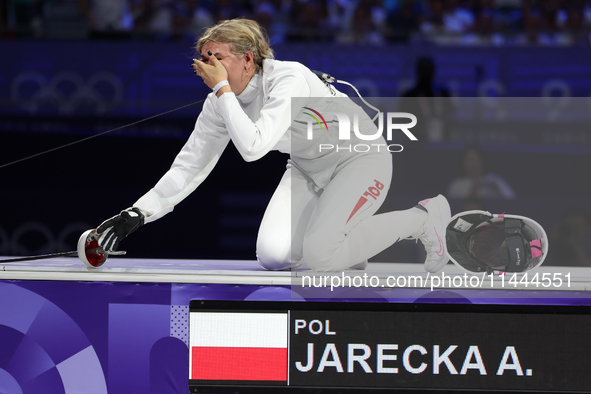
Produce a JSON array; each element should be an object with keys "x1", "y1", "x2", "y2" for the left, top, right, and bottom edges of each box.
[
  {"x1": 133, "y1": 98, "x2": 229, "y2": 223},
  {"x1": 133, "y1": 153, "x2": 222, "y2": 223},
  {"x1": 215, "y1": 93, "x2": 273, "y2": 161},
  {"x1": 215, "y1": 71, "x2": 311, "y2": 162}
]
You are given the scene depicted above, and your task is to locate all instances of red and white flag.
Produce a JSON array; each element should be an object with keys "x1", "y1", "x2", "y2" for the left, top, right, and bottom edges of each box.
[{"x1": 190, "y1": 312, "x2": 288, "y2": 381}]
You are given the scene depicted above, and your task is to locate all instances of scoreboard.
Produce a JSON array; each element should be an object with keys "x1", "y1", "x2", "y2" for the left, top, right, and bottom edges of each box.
[{"x1": 189, "y1": 301, "x2": 591, "y2": 393}]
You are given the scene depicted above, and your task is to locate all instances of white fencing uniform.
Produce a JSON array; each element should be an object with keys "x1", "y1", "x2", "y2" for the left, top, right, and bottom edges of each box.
[{"x1": 134, "y1": 59, "x2": 426, "y2": 271}]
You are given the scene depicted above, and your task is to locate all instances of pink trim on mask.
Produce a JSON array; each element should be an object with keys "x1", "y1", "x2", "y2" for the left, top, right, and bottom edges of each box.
[
  {"x1": 530, "y1": 239, "x2": 543, "y2": 258},
  {"x1": 419, "y1": 199, "x2": 429, "y2": 206},
  {"x1": 530, "y1": 239, "x2": 542, "y2": 248}
]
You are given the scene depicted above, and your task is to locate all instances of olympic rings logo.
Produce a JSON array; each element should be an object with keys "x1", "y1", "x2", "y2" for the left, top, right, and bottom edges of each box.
[
  {"x1": 0, "y1": 222, "x2": 92, "y2": 256},
  {"x1": 11, "y1": 71, "x2": 123, "y2": 115}
]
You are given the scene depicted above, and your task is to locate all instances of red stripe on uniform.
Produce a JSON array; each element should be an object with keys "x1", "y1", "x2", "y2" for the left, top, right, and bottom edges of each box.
[
  {"x1": 346, "y1": 196, "x2": 369, "y2": 224},
  {"x1": 192, "y1": 347, "x2": 287, "y2": 381}
]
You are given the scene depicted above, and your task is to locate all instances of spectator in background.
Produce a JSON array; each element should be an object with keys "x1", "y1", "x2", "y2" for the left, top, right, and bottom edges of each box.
[
  {"x1": 443, "y1": 0, "x2": 475, "y2": 34},
  {"x1": 0, "y1": 1, "x2": 6, "y2": 37},
  {"x1": 78, "y1": 0, "x2": 134, "y2": 39},
  {"x1": 349, "y1": 0, "x2": 385, "y2": 44},
  {"x1": 584, "y1": 0, "x2": 591, "y2": 25},
  {"x1": 471, "y1": 0, "x2": 502, "y2": 44},
  {"x1": 185, "y1": 0, "x2": 215, "y2": 39},
  {"x1": 557, "y1": 1, "x2": 591, "y2": 45},
  {"x1": 447, "y1": 146, "x2": 516, "y2": 200},
  {"x1": 547, "y1": 208, "x2": 591, "y2": 267},
  {"x1": 403, "y1": 56, "x2": 451, "y2": 99},
  {"x1": 132, "y1": 0, "x2": 191, "y2": 41},
  {"x1": 513, "y1": 1, "x2": 557, "y2": 45},
  {"x1": 5, "y1": 0, "x2": 45, "y2": 38},
  {"x1": 385, "y1": 0, "x2": 424, "y2": 43},
  {"x1": 420, "y1": 0, "x2": 446, "y2": 34},
  {"x1": 486, "y1": 0, "x2": 528, "y2": 45},
  {"x1": 253, "y1": 0, "x2": 288, "y2": 45},
  {"x1": 420, "y1": 0, "x2": 475, "y2": 43},
  {"x1": 288, "y1": 0, "x2": 329, "y2": 41},
  {"x1": 326, "y1": 0, "x2": 355, "y2": 36},
  {"x1": 212, "y1": 0, "x2": 253, "y2": 22},
  {"x1": 401, "y1": 56, "x2": 452, "y2": 142},
  {"x1": 540, "y1": 0, "x2": 561, "y2": 34},
  {"x1": 495, "y1": 0, "x2": 526, "y2": 36}
]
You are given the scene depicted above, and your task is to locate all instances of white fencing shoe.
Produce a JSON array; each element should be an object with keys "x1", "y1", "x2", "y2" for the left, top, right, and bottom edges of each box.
[{"x1": 413, "y1": 195, "x2": 452, "y2": 273}]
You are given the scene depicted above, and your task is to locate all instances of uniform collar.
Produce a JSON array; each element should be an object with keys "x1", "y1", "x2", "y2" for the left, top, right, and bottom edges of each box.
[{"x1": 236, "y1": 73, "x2": 261, "y2": 104}]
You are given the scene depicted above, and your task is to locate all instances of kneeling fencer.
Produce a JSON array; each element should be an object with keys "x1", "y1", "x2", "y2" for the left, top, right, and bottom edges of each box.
[{"x1": 95, "y1": 18, "x2": 547, "y2": 274}]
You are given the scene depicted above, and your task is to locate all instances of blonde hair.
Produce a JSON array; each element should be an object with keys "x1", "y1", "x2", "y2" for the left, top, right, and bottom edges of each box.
[{"x1": 196, "y1": 19, "x2": 274, "y2": 73}]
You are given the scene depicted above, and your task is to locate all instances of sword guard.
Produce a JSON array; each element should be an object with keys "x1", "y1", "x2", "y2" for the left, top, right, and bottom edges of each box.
[{"x1": 78, "y1": 229, "x2": 124, "y2": 268}]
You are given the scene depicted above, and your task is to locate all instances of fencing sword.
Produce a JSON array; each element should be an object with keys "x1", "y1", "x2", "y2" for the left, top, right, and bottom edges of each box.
[{"x1": 0, "y1": 229, "x2": 126, "y2": 268}]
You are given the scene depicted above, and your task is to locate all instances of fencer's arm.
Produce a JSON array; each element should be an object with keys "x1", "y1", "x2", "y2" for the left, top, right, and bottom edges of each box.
[
  {"x1": 133, "y1": 98, "x2": 229, "y2": 224},
  {"x1": 215, "y1": 69, "x2": 311, "y2": 162}
]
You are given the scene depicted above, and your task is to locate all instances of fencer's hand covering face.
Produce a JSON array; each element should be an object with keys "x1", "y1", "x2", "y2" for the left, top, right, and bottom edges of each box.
[
  {"x1": 192, "y1": 42, "x2": 254, "y2": 96},
  {"x1": 97, "y1": 207, "x2": 144, "y2": 252}
]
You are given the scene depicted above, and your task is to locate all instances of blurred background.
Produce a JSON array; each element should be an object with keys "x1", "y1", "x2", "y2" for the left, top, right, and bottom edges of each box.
[{"x1": 1, "y1": 0, "x2": 591, "y2": 266}]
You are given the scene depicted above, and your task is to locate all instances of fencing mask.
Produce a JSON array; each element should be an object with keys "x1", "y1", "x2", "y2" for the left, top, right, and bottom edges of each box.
[{"x1": 446, "y1": 211, "x2": 548, "y2": 274}]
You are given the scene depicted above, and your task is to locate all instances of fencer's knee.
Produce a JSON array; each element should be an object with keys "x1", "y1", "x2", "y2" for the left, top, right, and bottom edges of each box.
[
  {"x1": 256, "y1": 239, "x2": 299, "y2": 271},
  {"x1": 257, "y1": 257, "x2": 297, "y2": 271}
]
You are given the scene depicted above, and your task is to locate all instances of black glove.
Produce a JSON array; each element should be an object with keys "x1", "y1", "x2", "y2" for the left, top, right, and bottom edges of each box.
[{"x1": 97, "y1": 207, "x2": 145, "y2": 252}]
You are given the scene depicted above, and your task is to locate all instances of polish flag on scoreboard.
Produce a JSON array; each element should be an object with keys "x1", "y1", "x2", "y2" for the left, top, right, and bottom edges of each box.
[{"x1": 189, "y1": 312, "x2": 288, "y2": 381}]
